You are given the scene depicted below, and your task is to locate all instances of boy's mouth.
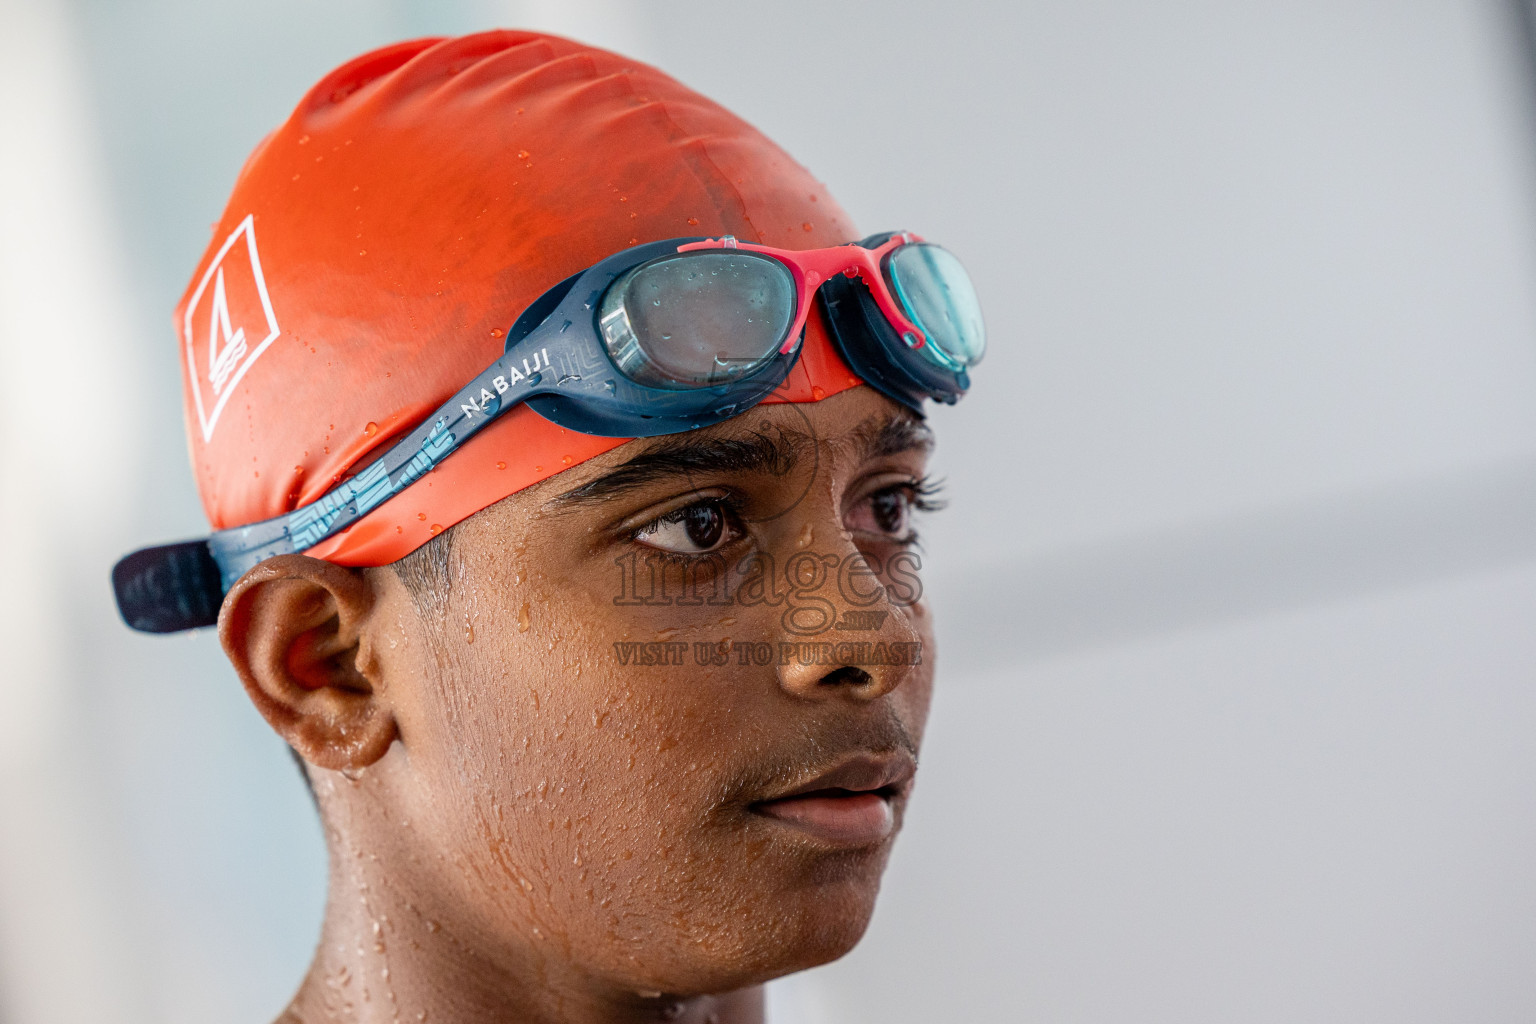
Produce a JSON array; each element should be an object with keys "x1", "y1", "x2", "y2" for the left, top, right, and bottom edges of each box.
[{"x1": 750, "y1": 752, "x2": 915, "y2": 846}]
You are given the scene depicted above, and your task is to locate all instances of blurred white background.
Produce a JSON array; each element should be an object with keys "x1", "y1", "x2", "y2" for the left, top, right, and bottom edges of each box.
[{"x1": 2, "y1": 0, "x2": 1535, "y2": 1020}]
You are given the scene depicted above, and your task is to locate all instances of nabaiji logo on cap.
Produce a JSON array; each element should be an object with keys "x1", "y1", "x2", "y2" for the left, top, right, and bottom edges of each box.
[{"x1": 183, "y1": 214, "x2": 281, "y2": 442}]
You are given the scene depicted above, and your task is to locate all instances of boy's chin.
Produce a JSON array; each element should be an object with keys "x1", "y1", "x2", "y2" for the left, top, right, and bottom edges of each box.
[{"x1": 622, "y1": 884, "x2": 881, "y2": 996}]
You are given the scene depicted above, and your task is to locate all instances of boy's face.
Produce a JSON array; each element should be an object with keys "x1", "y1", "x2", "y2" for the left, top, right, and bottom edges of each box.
[{"x1": 349, "y1": 384, "x2": 936, "y2": 993}]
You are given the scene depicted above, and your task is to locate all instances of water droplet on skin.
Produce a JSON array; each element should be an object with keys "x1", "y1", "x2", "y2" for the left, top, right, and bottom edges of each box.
[
  {"x1": 425, "y1": 920, "x2": 440, "y2": 934},
  {"x1": 810, "y1": 385, "x2": 826, "y2": 400},
  {"x1": 464, "y1": 616, "x2": 474, "y2": 644},
  {"x1": 797, "y1": 523, "x2": 814, "y2": 549},
  {"x1": 518, "y1": 601, "x2": 531, "y2": 632},
  {"x1": 364, "y1": 421, "x2": 379, "y2": 437}
]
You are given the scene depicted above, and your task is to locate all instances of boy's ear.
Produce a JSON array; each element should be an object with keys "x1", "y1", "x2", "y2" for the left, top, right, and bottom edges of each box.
[{"x1": 218, "y1": 554, "x2": 397, "y2": 772}]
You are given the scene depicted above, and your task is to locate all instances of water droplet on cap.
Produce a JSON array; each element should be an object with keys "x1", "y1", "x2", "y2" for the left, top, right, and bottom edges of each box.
[{"x1": 364, "y1": 421, "x2": 379, "y2": 437}]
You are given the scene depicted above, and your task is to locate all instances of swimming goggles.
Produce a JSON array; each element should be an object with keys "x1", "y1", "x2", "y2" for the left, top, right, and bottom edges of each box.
[{"x1": 113, "y1": 231, "x2": 985, "y2": 632}]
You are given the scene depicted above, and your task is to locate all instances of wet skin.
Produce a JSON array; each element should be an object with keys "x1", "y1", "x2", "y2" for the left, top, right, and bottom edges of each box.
[{"x1": 219, "y1": 385, "x2": 938, "y2": 1024}]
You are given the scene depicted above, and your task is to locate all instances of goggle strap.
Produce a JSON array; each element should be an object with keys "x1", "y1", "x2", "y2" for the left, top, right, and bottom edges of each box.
[{"x1": 112, "y1": 540, "x2": 224, "y2": 633}]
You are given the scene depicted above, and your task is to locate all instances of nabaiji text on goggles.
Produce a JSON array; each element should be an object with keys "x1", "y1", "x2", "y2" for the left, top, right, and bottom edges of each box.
[{"x1": 113, "y1": 231, "x2": 985, "y2": 634}]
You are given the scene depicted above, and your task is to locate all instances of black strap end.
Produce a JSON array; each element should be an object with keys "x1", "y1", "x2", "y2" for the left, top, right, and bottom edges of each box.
[{"x1": 112, "y1": 541, "x2": 224, "y2": 633}]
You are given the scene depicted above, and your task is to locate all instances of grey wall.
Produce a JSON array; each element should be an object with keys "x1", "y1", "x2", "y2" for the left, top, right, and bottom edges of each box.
[{"x1": 1, "y1": 1, "x2": 1533, "y2": 1020}]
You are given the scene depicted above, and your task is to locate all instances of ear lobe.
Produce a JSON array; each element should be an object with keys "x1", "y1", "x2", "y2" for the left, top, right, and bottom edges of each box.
[{"x1": 219, "y1": 554, "x2": 397, "y2": 772}]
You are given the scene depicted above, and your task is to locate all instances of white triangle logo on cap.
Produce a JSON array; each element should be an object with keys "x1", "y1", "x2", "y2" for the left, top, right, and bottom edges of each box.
[{"x1": 183, "y1": 214, "x2": 281, "y2": 442}]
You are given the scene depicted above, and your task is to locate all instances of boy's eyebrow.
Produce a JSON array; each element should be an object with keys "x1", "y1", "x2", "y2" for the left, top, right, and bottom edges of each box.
[
  {"x1": 545, "y1": 411, "x2": 933, "y2": 511},
  {"x1": 848, "y1": 412, "x2": 935, "y2": 461},
  {"x1": 546, "y1": 430, "x2": 811, "y2": 508}
]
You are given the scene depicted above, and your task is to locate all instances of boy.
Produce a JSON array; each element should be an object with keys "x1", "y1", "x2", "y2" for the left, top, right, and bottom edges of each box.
[{"x1": 114, "y1": 30, "x2": 982, "y2": 1023}]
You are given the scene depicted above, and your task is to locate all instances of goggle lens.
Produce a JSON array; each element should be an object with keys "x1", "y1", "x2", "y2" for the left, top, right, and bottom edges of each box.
[
  {"x1": 599, "y1": 251, "x2": 795, "y2": 389},
  {"x1": 885, "y1": 243, "x2": 986, "y2": 371}
]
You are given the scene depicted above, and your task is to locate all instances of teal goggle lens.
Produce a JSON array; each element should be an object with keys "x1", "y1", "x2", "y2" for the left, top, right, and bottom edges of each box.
[
  {"x1": 598, "y1": 250, "x2": 796, "y2": 389},
  {"x1": 885, "y1": 243, "x2": 986, "y2": 371}
]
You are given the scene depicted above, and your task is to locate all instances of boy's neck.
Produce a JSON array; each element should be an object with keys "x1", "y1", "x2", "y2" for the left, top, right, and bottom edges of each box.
[{"x1": 276, "y1": 792, "x2": 765, "y2": 1024}]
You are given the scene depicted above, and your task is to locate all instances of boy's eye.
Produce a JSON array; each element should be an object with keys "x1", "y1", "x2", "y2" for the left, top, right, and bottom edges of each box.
[
  {"x1": 634, "y1": 499, "x2": 741, "y2": 554},
  {"x1": 846, "y1": 486, "x2": 915, "y2": 540},
  {"x1": 846, "y1": 478, "x2": 942, "y2": 543}
]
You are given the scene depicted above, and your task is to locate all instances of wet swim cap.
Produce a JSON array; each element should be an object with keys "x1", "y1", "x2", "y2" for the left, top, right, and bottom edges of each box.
[{"x1": 178, "y1": 31, "x2": 862, "y2": 567}]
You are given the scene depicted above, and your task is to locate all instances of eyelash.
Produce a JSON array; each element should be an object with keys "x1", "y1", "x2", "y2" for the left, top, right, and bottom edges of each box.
[
  {"x1": 902, "y1": 475, "x2": 947, "y2": 516},
  {"x1": 865, "y1": 475, "x2": 945, "y2": 548}
]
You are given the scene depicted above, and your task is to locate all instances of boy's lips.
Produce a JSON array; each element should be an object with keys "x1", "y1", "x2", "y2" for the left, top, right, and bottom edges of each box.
[{"x1": 750, "y1": 752, "x2": 916, "y2": 846}]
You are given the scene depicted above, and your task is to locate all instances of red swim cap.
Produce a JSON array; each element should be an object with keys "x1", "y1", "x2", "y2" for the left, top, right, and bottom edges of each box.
[{"x1": 177, "y1": 31, "x2": 862, "y2": 566}]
